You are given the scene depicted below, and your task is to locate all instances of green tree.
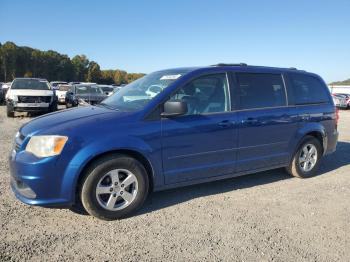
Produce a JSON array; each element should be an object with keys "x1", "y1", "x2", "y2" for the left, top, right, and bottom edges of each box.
[
  {"x1": 87, "y1": 61, "x2": 101, "y2": 83},
  {"x1": 127, "y1": 73, "x2": 145, "y2": 83},
  {"x1": 0, "y1": 41, "x2": 145, "y2": 83},
  {"x1": 1, "y1": 41, "x2": 18, "y2": 81},
  {"x1": 113, "y1": 70, "x2": 127, "y2": 85},
  {"x1": 100, "y1": 70, "x2": 115, "y2": 84},
  {"x1": 71, "y1": 55, "x2": 89, "y2": 81}
]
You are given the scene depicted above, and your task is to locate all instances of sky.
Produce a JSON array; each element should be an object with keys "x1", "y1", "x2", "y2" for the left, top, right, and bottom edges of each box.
[{"x1": 1, "y1": 0, "x2": 350, "y2": 82}]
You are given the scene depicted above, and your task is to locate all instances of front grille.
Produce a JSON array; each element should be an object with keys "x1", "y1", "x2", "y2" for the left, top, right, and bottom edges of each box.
[{"x1": 18, "y1": 96, "x2": 51, "y2": 103}]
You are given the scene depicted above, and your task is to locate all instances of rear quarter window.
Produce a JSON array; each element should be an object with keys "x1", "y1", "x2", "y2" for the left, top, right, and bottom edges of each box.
[{"x1": 289, "y1": 73, "x2": 330, "y2": 105}]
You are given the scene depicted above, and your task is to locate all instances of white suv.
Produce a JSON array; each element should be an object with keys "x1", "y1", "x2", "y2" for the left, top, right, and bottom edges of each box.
[{"x1": 6, "y1": 78, "x2": 58, "y2": 117}]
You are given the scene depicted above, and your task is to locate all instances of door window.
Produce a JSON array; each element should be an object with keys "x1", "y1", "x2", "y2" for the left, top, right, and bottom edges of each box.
[
  {"x1": 169, "y1": 74, "x2": 230, "y2": 115},
  {"x1": 236, "y1": 73, "x2": 286, "y2": 110}
]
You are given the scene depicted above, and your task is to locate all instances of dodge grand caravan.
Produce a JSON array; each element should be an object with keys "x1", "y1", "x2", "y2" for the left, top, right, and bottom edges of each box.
[{"x1": 9, "y1": 64, "x2": 338, "y2": 220}]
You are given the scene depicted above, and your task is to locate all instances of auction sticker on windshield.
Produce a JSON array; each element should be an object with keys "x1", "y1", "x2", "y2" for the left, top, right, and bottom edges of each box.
[{"x1": 160, "y1": 74, "x2": 181, "y2": 80}]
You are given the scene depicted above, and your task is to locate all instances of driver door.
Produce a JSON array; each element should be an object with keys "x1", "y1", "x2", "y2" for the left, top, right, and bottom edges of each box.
[{"x1": 161, "y1": 73, "x2": 238, "y2": 184}]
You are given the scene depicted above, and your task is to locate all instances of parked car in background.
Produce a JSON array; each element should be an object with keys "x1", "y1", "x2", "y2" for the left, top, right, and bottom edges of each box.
[
  {"x1": 6, "y1": 78, "x2": 57, "y2": 117},
  {"x1": 9, "y1": 64, "x2": 338, "y2": 220},
  {"x1": 56, "y1": 84, "x2": 71, "y2": 104},
  {"x1": 110, "y1": 84, "x2": 124, "y2": 92},
  {"x1": 68, "y1": 82, "x2": 96, "y2": 85},
  {"x1": 65, "y1": 84, "x2": 107, "y2": 108},
  {"x1": 50, "y1": 81, "x2": 68, "y2": 90},
  {"x1": 332, "y1": 93, "x2": 350, "y2": 109},
  {"x1": 98, "y1": 85, "x2": 116, "y2": 96},
  {"x1": 332, "y1": 93, "x2": 348, "y2": 109},
  {"x1": 0, "y1": 83, "x2": 4, "y2": 104},
  {"x1": 1, "y1": 82, "x2": 11, "y2": 99}
]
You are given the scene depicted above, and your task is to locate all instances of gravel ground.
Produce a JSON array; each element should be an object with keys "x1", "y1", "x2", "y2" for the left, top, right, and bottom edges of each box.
[{"x1": 0, "y1": 105, "x2": 349, "y2": 261}]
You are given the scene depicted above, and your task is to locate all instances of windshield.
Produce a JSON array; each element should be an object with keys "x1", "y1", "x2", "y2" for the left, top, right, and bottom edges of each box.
[
  {"x1": 76, "y1": 85, "x2": 103, "y2": 94},
  {"x1": 51, "y1": 82, "x2": 67, "y2": 87},
  {"x1": 101, "y1": 69, "x2": 190, "y2": 111},
  {"x1": 58, "y1": 85, "x2": 70, "y2": 91},
  {"x1": 12, "y1": 79, "x2": 50, "y2": 90},
  {"x1": 100, "y1": 86, "x2": 114, "y2": 92}
]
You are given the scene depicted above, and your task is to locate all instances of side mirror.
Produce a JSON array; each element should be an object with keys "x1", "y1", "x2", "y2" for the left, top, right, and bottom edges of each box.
[{"x1": 161, "y1": 101, "x2": 187, "y2": 118}]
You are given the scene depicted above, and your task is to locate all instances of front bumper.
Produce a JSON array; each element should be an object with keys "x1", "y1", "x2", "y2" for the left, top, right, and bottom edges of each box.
[
  {"x1": 9, "y1": 149, "x2": 73, "y2": 207},
  {"x1": 58, "y1": 97, "x2": 66, "y2": 103},
  {"x1": 8, "y1": 100, "x2": 50, "y2": 112}
]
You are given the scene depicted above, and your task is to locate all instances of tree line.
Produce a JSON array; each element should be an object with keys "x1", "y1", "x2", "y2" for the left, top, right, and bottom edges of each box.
[
  {"x1": 0, "y1": 41, "x2": 144, "y2": 85},
  {"x1": 330, "y1": 79, "x2": 350, "y2": 86}
]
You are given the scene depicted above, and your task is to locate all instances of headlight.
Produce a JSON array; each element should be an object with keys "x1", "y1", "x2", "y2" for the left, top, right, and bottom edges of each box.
[
  {"x1": 6, "y1": 93, "x2": 17, "y2": 101},
  {"x1": 25, "y1": 135, "x2": 68, "y2": 157}
]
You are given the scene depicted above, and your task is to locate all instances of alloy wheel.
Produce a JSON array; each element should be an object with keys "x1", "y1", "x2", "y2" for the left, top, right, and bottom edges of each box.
[
  {"x1": 299, "y1": 144, "x2": 318, "y2": 172},
  {"x1": 95, "y1": 169, "x2": 138, "y2": 211}
]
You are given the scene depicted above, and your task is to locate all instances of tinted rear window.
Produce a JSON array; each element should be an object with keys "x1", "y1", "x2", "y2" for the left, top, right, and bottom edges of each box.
[
  {"x1": 237, "y1": 73, "x2": 286, "y2": 109},
  {"x1": 289, "y1": 73, "x2": 330, "y2": 105}
]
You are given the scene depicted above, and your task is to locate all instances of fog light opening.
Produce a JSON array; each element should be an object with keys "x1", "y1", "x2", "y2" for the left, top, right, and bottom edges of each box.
[{"x1": 12, "y1": 178, "x2": 37, "y2": 199}]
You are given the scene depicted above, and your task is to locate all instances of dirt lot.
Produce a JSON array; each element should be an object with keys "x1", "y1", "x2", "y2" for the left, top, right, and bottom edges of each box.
[{"x1": 0, "y1": 105, "x2": 349, "y2": 262}]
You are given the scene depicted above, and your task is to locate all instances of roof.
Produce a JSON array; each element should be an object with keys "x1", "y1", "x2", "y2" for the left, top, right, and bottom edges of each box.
[
  {"x1": 160, "y1": 64, "x2": 307, "y2": 75},
  {"x1": 14, "y1": 77, "x2": 48, "y2": 81}
]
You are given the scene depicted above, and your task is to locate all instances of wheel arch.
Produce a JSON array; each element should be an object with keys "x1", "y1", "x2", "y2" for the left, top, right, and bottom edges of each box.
[
  {"x1": 74, "y1": 149, "x2": 155, "y2": 203},
  {"x1": 291, "y1": 127, "x2": 327, "y2": 162}
]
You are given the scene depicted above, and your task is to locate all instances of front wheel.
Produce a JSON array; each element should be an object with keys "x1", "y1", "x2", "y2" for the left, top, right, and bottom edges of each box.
[
  {"x1": 80, "y1": 154, "x2": 149, "y2": 220},
  {"x1": 49, "y1": 101, "x2": 58, "y2": 112},
  {"x1": 286, "y1": 136, "x2": 322, "y2": 178}
]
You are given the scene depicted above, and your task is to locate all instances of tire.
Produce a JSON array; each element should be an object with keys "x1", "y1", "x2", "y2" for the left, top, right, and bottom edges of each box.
[
  {"x1": 6, "y1": 104, "x2": 14, "y2": 118},
  {"x1": 49, "y1": 101, "x2": 58, "y2": 112},
  {"x1": 286, "y1": 136, "x2": 322, "y2": 178},
  {"x1": 80, "y1": 154, "x2": 149, "y2": 220}
]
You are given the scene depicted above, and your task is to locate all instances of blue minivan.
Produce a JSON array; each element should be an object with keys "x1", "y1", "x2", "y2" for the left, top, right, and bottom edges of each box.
[{"x1": 10, "y1": 64, "x2": 338, "y2": 220}]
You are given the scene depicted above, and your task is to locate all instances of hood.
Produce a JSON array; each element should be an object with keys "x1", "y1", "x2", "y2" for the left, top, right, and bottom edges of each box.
[
  {"x1": 56, "y1": 90, "x2": 67, "y2": 95},
  {"x1": 8, "y1": 89, "x2": 54, "y2": 96},
  {"x1": 20, "y1": 106, "x2": 127, "y2": 137}
]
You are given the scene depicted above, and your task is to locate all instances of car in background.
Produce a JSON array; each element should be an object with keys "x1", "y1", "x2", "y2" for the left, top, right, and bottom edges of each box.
[
  {"x1": 332, "y1": 93, "x2": 348, "y2": 109},
  {"x1": 333, "y1": 93, "x2": 350, "y2": 109},
  {"x1": 56, "y1": 84, "x2": 71, "y2": 104},
  {"x1": 5, "y1": 78, "x2": 57, "y2": 117},
  {"x1": 1, "y1": 82, "x2": 11, "y2": 101},
  {"x1": 68, "y1": 82, "x2": 96, "y2": 85},
  {"x1": 0, "y1": 83, "x2": 4, "y2": 104},
  {"x1": 68, "y1": 82, "x2": 81, "y2": 85},
  {"x1": 98, "y1": 85, "x2": 116, "y2": 96},
  {"x1": 50, "y1": 81, "x2": 68, "y2": 90},
  {"x1": 65, "y1": 84, "x2": 107, "y2": 108}
]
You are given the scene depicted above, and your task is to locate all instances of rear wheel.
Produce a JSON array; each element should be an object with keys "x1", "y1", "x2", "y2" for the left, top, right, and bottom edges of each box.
[
  {"x1": 80, "y1": 154, "x2": 149, "y2": 220},
  {"x1": 286, "y1": 136, "x2": 322, "y2": 178}
]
